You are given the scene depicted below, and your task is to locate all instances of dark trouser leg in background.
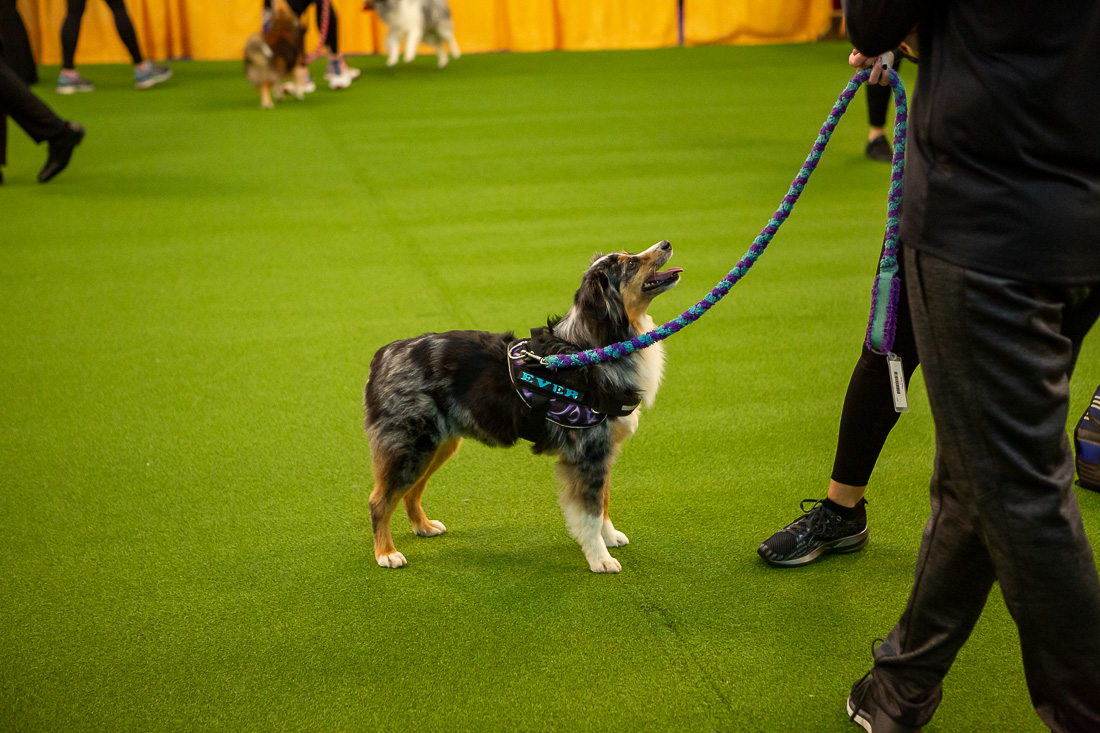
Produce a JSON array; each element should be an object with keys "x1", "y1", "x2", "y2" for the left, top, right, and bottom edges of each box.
[
  {"x1": 0, "y1": 59, "x2": 67, "y2": 166},
  {"x1": 0, "y1": 0, "x2": 37, "y2": 84},
  {"x1": 869, "y1": 248, "x2": 1100, "y2": 731}
]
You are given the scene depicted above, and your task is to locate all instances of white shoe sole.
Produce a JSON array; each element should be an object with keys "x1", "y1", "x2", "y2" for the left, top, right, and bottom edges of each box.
[{"x1": 846, "y1": 698, "x2": 874, "y2": 733}]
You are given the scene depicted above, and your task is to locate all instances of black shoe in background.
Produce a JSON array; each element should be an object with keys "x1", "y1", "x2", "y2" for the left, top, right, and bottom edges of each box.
[
  {"x1": 865, "y1": 135, "x2": 892, "y2": 162},
  {"x1": 758, "y1": 498, "x2": 869, "y2": 567},
  {"x1": 38, "y1": 121, "x2": 85, "y2": 183}
]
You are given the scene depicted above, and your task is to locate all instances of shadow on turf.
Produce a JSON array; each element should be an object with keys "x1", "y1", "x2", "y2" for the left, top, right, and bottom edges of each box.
[{"x1": 363, "y1": 529, "x2": 635, "y2": 577}]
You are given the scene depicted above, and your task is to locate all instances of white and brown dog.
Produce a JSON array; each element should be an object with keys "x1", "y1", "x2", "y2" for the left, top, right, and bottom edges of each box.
[
  {"x1": 363, "y1": 0, "x2": 461, "y2": 68},
  {"x1": 244, "y1": 0, "x2": 308, "y2": 109},
  {"x1": 364, "y1": 241, "x2": 682, "y2": 573}
]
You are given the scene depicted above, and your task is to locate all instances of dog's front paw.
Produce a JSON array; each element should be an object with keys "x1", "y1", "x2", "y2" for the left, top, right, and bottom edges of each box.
[
  {"x1": 413, "y1": 519, "x2": 447, "y2": 537},
  {"x1": 588, "y1": 555, "x2": 622, "y2": 574},
  {"x1": 603, "y1": 528, "x2": 630, "y2": 548},
  {"x1": 377, "y1": 551, "x2": 408, "y2": 568}
]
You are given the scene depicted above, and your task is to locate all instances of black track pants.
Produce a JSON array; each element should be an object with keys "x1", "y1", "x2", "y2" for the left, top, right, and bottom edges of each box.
[{"x1": 869, "y1": 248, "x2": 1100, "y2": 732}]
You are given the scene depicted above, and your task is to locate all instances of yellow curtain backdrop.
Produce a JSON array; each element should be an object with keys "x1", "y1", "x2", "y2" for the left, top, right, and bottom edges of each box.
[
  {"x1": 15, "y1": 0, "x2": 829, "y2": 66},
  {"x1": 684, "y1": 0, "x2": 832, "y2": 46}
]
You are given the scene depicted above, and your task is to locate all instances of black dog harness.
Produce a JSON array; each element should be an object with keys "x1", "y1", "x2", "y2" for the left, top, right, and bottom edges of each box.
[{"x1": 507, "y1": 335, "x2": 639, "y2": 443}]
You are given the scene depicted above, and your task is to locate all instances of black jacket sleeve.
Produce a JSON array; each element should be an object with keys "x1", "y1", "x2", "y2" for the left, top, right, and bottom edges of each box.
[{"x1": 842, "y1": 0, "x2": 925, "y2": 57}]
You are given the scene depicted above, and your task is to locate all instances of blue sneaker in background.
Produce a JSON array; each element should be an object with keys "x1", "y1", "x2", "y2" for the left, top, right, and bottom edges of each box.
[
  {"x1": 56, "y1": 70, "x2": 94, "y2": 95},
  {"x1": 1075, "y1": 385, "x2": 1100, "y2": 491},
  {"x1": 134, "y1": 61, "x2": 172, "y2": 90}
]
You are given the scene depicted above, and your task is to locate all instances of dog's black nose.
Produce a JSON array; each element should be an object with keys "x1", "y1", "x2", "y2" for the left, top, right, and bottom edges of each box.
[{"x1": 659, "y1": 240, "x2": 671, "y2": 250}]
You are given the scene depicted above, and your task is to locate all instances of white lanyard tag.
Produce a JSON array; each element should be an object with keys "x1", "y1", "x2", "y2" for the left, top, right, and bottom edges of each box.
[{"x1": 886, "y1": 352, "x2": 908, "y2": 413}]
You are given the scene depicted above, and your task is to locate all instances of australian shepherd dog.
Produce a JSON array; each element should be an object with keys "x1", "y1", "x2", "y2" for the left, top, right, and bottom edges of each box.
[
  {"x1": 244, "y1": 0, "x2": 308, "y2": 109},
  {"x1": 363, "y1": 0, "x2": 461, "y2": 68},
  {"x1": 364, "y1": 240, "x2": 682, "y2": 573}
]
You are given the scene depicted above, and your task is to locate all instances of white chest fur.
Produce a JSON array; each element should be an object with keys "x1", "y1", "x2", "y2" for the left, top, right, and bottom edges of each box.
[{"x1": 633, "y1": 314, "x2": 665, "y2": 409}]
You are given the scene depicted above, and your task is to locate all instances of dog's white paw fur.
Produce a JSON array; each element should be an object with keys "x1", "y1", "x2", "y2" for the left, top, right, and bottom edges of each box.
[
  {"x1": 414, "y1": 519, "x2": 447, "y2": 537},
  {"x1": 377, "y1": 551, "x2": 407, "y2": 568},
  {"x1": 589, "y1": 555, "x2": 622, "y2": 573},
  {"x1": 602, "y1": 521, "x2": 629, "y2": 548}
]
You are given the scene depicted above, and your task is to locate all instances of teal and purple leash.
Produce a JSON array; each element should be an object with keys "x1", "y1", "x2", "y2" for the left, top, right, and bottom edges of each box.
[{"x1": 541, "y1": 67, "x2": 908, "y2": 369}]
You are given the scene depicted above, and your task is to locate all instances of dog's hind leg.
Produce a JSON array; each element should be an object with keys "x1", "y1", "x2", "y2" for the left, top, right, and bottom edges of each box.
[
  {"x1": 600, "y1": 475, "x2": 629, "y2": 548},
  {"x1": 446, "y1": 37, "x2": 460, "y2": 59},
  {"x1": 404, "y1": 438, "x2": 460, "y2": 537},
  {"x1": 259, "y1": 82, "x2": 274, "y2": 109},
  {"x1": 369, "y1": 444, "x2": 432, "y2": 568},
  {"x1": 556, "y1": 455, "x2": 620, "y2": 573},
  {"x1": 436, "y1": 44, "x2": 449, "y2": 69}
]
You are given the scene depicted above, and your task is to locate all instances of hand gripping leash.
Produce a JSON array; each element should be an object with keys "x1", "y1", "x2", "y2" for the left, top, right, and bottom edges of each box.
[{"x1": 541, "y1": 67, "x2": 908, "y2": 369}]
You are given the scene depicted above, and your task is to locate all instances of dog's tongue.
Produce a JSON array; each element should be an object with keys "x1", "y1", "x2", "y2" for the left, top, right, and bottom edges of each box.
[{"x1": 646, "y1": 267, "x2": 683, "y2": 285}]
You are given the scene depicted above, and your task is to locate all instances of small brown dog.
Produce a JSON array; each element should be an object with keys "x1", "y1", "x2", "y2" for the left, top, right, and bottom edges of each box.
[{"x1": 244, "y1": 0, "x2": 308, "y2": 109}]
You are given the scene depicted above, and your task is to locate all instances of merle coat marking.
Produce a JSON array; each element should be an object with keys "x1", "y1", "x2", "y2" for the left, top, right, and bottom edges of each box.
[{"x1": 364, "y1": 240, "x2": 681, "y2": 572}]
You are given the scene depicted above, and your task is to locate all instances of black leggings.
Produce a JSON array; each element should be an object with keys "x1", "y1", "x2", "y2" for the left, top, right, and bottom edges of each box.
[
  {"x1": 831, "y1": 251, "x2": 920, "y2": 486},
  {"x1": 286, "y1": 0, "x2": 339, "y2": 54},
  {"x1": 866, "y1": 56, "x2": 904, "y2": 129},
  {"x1": 61, "y1": 0, "x2": 143, "y2": 69}
]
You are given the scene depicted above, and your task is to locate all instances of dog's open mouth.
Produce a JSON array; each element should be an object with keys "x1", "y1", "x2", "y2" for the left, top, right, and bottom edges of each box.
[{"x1": 643, "y1": 267, "x2": 683, "y2": 292}]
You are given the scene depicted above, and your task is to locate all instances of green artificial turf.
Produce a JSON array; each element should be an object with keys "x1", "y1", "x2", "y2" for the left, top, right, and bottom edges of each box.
[{"x1": 2, "y1": 43, "x2": 1098, "y2": 732}]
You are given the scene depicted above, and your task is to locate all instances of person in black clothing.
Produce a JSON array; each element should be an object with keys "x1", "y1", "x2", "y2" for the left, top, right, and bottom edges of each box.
[
  {"x1": 840, "y1": 1, "x2": 1100, "y2": 732},
  {"x1": 757, "y1": 52, "x2": 919, "y2": 569},
  {"x1": 0, "y1": 28, "x2": 84, "y2": 184}
]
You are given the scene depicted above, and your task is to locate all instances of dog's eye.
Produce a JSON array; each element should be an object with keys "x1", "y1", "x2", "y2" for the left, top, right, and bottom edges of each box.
[{"x1": 626, "y1": 260, "x2": 637, "y2": 273}]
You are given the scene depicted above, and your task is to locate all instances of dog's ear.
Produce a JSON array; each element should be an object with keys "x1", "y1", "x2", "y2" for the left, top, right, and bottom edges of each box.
[{"x1": 576, "y1": 264, "x2": 628, "y2": 341}]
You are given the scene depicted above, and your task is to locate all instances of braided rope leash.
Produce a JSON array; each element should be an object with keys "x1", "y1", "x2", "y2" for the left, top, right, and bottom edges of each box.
[{"x1": 542, "y1": 67, "x2": 908, "y2": 369}]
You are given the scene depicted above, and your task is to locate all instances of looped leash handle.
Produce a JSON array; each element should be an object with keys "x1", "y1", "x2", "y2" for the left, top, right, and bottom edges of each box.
[{"x1": 864, "y1": 70, "x2": 908, "y2": 354}]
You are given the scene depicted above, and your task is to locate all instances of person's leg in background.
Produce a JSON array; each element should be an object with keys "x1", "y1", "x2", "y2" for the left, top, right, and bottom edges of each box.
[
  {"x1": 0, "y1": 55, "x2": 84, "y2": 184},
  {"x1": 758, "y1": 254, "x2": 920, "y2": 567},
  {"x1": 57, "y1": 0, "x2": 94, "y2": 93},
  {"x1": 849, "y1": 248, "x2": 1100, "y2": 732},
  {"x1": 865, "y1": 57, "x2": 902, "y2": 162},
  {"x1": 0, "y1": 0, "x2": 37, "y2": 85},
  {"x1": 285, "y1": 0, "x2": 357, "y2": 90},
  {"x1": 311, "y1": 0, "x2": 358, "y2": 88},
  {"x1": 57, "y1": 0, "x2": 171, "y2": 93}
]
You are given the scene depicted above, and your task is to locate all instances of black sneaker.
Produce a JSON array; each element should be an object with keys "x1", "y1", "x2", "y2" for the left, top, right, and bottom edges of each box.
[
  {"x1": 38, "y1": 121, "x2": 85, "y2": 183},
  {"x1": 847, "y1": 673, "x2": 923, "y2": 733},
  {"x1": 757, "y1": 498, "x2": 869, "y2": 567},
  {"x1": 866, "y1": 135, "x2": 892, "y2": 162}
]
